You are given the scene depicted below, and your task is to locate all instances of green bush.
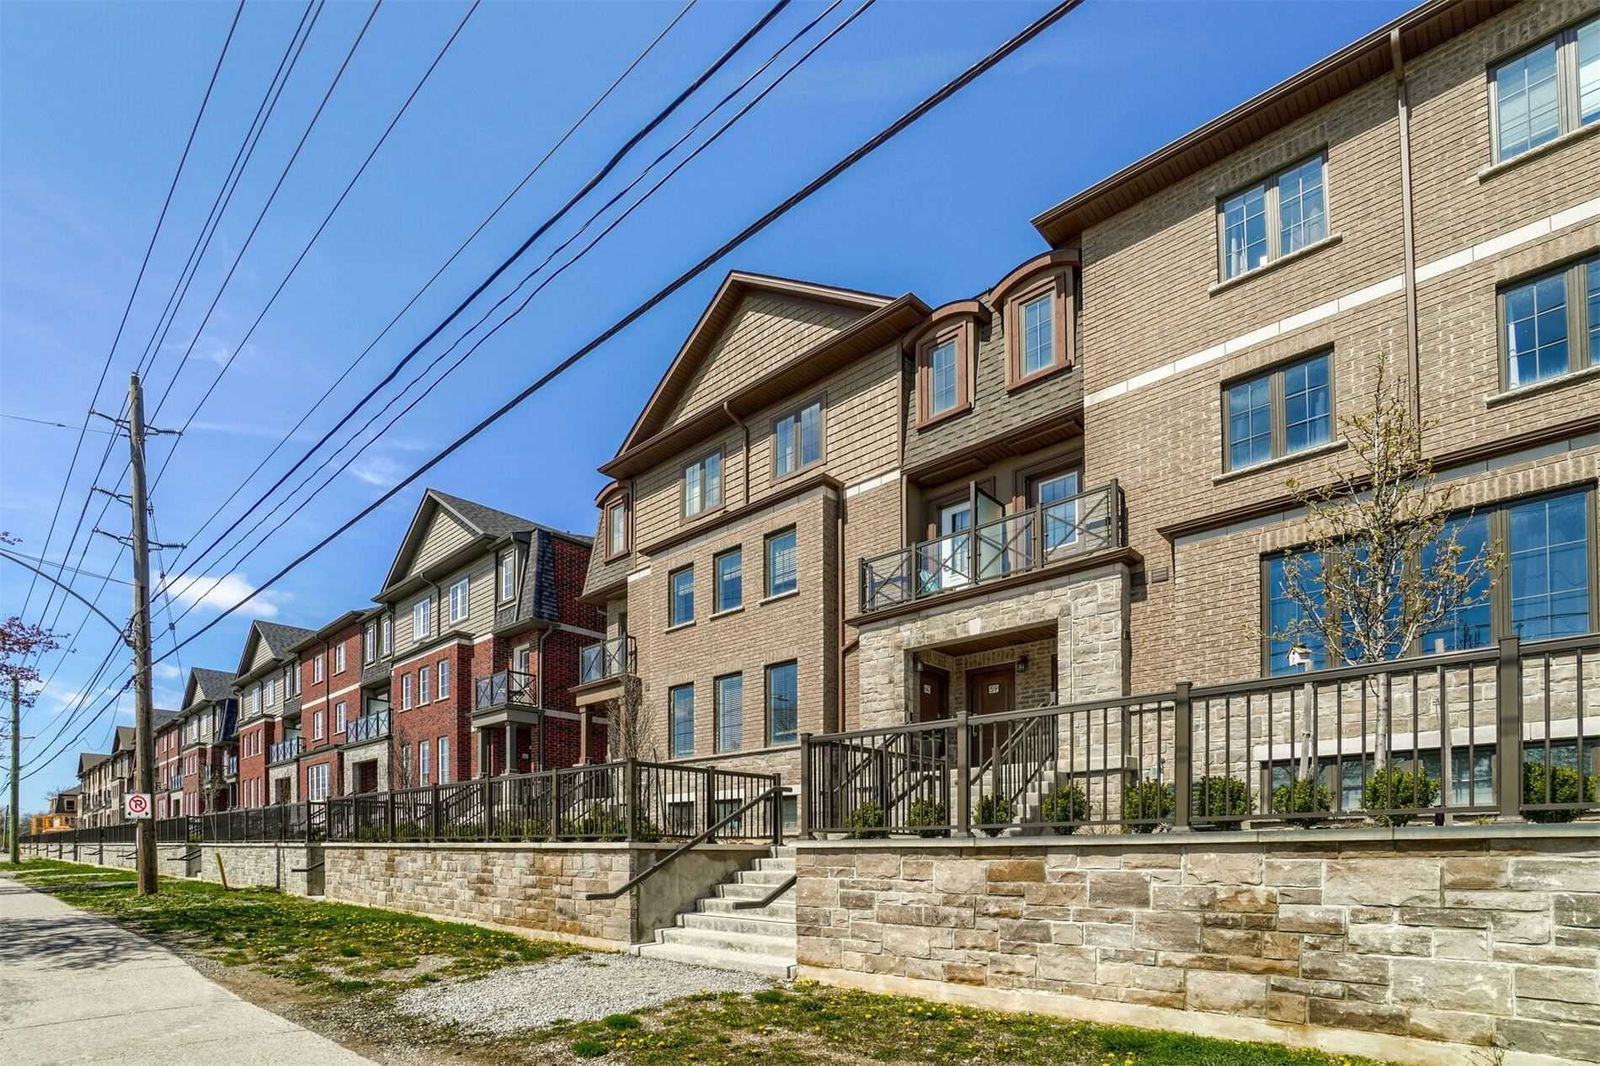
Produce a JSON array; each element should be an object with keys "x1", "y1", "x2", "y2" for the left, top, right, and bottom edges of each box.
[
  {"x1": 1040, "y1": 784, "x2": 1089, "y2": 834},
  {"x1": 631, "y1": 818, "x2": 663, "y2": 843},
  {"x1": 1121, "y1": 779, "x2": 1173, "y2": 833},
  {"x1": 975, "y1": 793, "x2": 1014, "y2": 836},
  {"x1": 517, "y1": 818, "x2": 551, "y2": 841},
  {"x1": 907, "y1": 798, "x2": 949, "y2": 838},
  {"x1": 1190, "y1": 775, "x2": 1251, "y2": 829},
  {"x1": 1362, "y1": 766, "x2": 1439, "y2": 827},
  {"x1": 573, "y1": 808, "x2": 627, "y2": 841},
  {"x1": 1523, "y1": 761, "x2": 1600, "y2": 824},
  {"x1": 846, "y1": 801, "x2": 887, "y2": 839},
  {"x1": 1272, "y1": 777, "x2": 1333, "y2": 827}
]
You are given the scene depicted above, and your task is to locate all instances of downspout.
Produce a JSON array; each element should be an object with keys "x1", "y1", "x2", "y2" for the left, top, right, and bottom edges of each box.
[
  {"x1": 1390, "y1": 28, "x2": 1422, "y2": 442},
  {"x1": 722, "y1": 399, "x2": 750, "y2": 507},
  {"x1": 536, "y1": 626, "x2": 550, "y2": 769}
]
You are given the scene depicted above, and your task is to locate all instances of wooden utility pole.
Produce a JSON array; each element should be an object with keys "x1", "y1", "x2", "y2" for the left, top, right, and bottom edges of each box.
[
  {"x1": 127, "y1": 372, "x2": 158, "y2": 896},
  {"x1": 9, "y1": 677, "x2": 19, "y2": 865}
]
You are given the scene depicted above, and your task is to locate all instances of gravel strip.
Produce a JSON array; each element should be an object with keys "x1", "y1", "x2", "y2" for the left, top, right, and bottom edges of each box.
[{"x1": 393, "y1": 953, "x2": 773, "y2": 1035}]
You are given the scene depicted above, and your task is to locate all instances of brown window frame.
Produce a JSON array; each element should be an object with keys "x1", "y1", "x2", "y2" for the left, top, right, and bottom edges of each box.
[
  {"x1": 915, "y1": 320, "x2": 973, "y2": 429},
  {"x1": 603, "y1": 496, "x2": 631, "y2": 561},
  {"x1": 1219, "y1": 348, "x2": 1336, "y2": 474},
  {"x1": 1214, "y1": 149, "x2": 1331, "y2": 283},
  {"x1": 770, "y1": 394, "x2": 827, "y2": 482},
  {"x1": 1005, "y1": 272, "x2": 1073, "y2": 390},
  {"x1": 680, "y1": 447, "x2": 726, "y2": 521},
  {"x1": 1496, "y1": 254, "x2": 1598, "y2": 393}
]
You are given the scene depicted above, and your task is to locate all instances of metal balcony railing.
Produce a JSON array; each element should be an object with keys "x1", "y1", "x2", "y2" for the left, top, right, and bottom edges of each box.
[
  {"x1": 474, "y1": 670, "x2": 537, "y2": 710},
  {"x1": 345, "y1": 709, "x2": 391, "y2": 745},
  {"x1": 268, "y1": 737, "x2": 303, "y2": 765},
  {"x1": 859, "y1": 481, "x2": 1123, "y2": 614},
  {"x1": 579, "y1": 635, "x2": 636, "y2": 685}
]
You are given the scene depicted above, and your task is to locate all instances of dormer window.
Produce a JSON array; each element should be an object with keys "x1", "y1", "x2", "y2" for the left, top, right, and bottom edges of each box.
[
  {"x1": 604, "y1": 497, "x2": 630, "y2": 560},
  {"x1": 1004, "y1": 273, "x2": 1072, "y2": 389},
  {"x1": 915, "y1": 320, "x2": 973, "y2": 427}
]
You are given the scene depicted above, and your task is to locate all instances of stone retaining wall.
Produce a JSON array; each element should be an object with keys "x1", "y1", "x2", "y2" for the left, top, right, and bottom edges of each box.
[
  {"x1": 324, "y1": 842, "x2": 764, "y2": 946},
  {"x1": 199, "y1": 843, "x2": 320, "y2": 895},
  {"x1": 796, "y1": 827, "x2": 1600, "y2": 1065}
]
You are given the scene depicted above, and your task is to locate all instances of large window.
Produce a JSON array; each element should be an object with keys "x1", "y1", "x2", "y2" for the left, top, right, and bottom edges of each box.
[
  {"x1": 714, "y1": 548, "x2": 742, "y2": 613},
  {"x1": 419, "y1": 666, "x2": 431, "y2": 704},
  {"x1": 1218, "y1": 154, "x2": 1327, "y2": 280},
  {"x1": 774, "y1": 399, "x2": 823, "y2": 478},
  {"x1": 669, "y1": 684, "x2": 694, "y2": 757},
  {"x1": 438, "y1": 661, "x2": 451, "y2": 699},
  {"x1": 1265, "y1": 487, "x2": 1594, "y2": 673},
  {"x1": 306, "y1": 763, "x2": 329, "y2": 803},
  {"x1": 715, "y1": 673, "x2": 743, "y2": 752},
  {"x1": 1501, "y1": 257, "x2": 1599, "y2": 390},
  {"x1": 412, "y1": 597, "x2": 432, "y2": 642},
  {"x1": 766, "y1": 661, "x2": 797, "y2": 746},
  {"x1": 766, "y1": 528, "x2": 798, "y2": 598},
  {"x1": 669, "y1": 566, "x2": 695, "y2": 627},
  {"x1": 1224, "y1": 352, "x2": 1331, "y2": 471},
  {"x1": 334, "y1": 644, "x2": 345, "y2": 674},
  {"x1": 498, "y1": 550, "x2": 516, "y2": 601},
  {"x1": 683, "y1": 450, "x2": 723, "y2": 518},
  {"x1": 917, "y1": 323, "x2": 971, "y2": 425},
  {"x1": 438, "y1": 737, "x2": 451, "y2": 784},
  {"x1": 449, "y1": 577, "x2": 469, "y2": 624},
  {"x1": 605, "y1": 499, "x2": 629, "y2": 558},
  {"x1": 418, "y1": 740, "x2": 431, "y2": 785},
  {"x1": 1491, "y1": 16, "x2": 1599, "y2": 163},
  {"x1": 402, "y1": 674, "x2": 413, "y2": 710}
]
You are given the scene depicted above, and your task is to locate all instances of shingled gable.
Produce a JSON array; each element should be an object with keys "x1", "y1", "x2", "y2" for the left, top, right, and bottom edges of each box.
[
  {"x1": 181, "y1": 667, "x2": 237, "y2": 711},
  {"x1": 377, "y1": 488, "x2": 588, "y2": 596},
  {"x1": 232, "y1": 619, "x2": 316, "y2": 681},
  {"x1": 614, "y1": 271, "x2": 894, "y2": 456}
]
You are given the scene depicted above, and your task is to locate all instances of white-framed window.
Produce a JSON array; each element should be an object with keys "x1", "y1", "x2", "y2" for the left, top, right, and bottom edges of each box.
[
  {"x1": 498, "y1": 550, "x2": 516, "y2": 601},
  {"x1": 437, "y1": 661, "x2": 451, "y2": 699},
  {"x1": 334, "y1": 644, "x2": 346, "y2": 674},
  {"x1": 419, "y1": 666, "x2": 431, "y2": 704},
  {"x1": 683, "y1": 449, "x2": 723, "y2": 518},
  {"x1": 264, "y1": 676, "x2": 278, "y2": 707},
  {"x1": 449, "y1": 577, "x2": 469, "y2": 623},
  {"x1": 437, "y1": 737, "x2": 451, "y2": 784},
  {"x1": 335, "y1": 701, "x2": 347, "y2": 733},
  {"x1": 1219, "y1": 153, "x2": 1327, "y2": 280},
  {"x1": 313, "y1": 710, "x2": 325, "y2": 740},
  {"x1": 418, "y1": 740, "x2": 431, "y2": 784},
  {"x1": 402, "y1": 674, "x2": 414, "y2": 710},
  {"x1": 364, "y1": 623, "x2": 377, "y2": 663},
  {"x1": 306, "y1": 763, "x2": 329, "y2": 802},
  {"x1": 413, "y1": 598, "x2": 432, "y2": 641},
  {"x1": 287, "y1": 664, "x2": 299, "y2": 696},
  {"x1": 313, "y1": 655, "x2": 324, "y2": 683},
  {"x1": 381, "y1": 616, "x2": 392, "y2": 654}
]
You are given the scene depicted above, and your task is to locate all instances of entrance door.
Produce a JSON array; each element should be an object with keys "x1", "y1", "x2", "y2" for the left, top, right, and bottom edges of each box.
[
  {"x1": 968, "y1": 665, "x2": 1016, "y2": 768},
  {"x1": 917, "y1": 665, "x2": 949, "y2": 722},
  {"x1": 1030, "y1": 469, "x2": 1082, "y2": 555},
  {"x1": 928, "y1": 499, "x2": 973, "y2": 592}
]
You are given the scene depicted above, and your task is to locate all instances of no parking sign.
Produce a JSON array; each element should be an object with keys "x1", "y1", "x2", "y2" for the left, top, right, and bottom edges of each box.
[{"x1": 124, "y1": 793, "x2": 151, "y2": 819}]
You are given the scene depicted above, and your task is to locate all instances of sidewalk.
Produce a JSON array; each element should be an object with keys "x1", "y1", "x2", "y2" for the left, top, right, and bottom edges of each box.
[{"x1": 0, "y1": 876, "x2": 375, "y2": 1066}]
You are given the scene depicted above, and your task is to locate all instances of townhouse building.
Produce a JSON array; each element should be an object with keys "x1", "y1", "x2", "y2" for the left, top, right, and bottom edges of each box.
[
  {"x1": 171, "y1": 668, "x2": 239, "y2": 815},
  {"x1": 155, "y1": 712, "x2": 182, "y2": 818},
  {"x1": 233, "y1": 620, "x2": 314, "y2": 807},
  {"x1": 583, "y1": 0, "x2": 1600, "y2": 797},
  {"x1": 291, "y1": 610, "x2": 368, "y2": 803},
  {"x1": 77, "y1": 718, "x2": 175, "y2": 826},
  {"x1": 376, "y1": 490, "x2": 602, "y2": 786},
  {"x1": 31, "y1": 787, "x2": 78, "y2": 834}
]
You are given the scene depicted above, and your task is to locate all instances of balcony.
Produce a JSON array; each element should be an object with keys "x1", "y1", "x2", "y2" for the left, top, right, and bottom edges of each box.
[
  {"x1": 345, "y1": 709, "x2": 391, "y2": 746},
  {"x1": 170, "y1": 772, "x2": 184, "y2": 790},
  {"x1": 858, "y1": 481, "x2": 1124, "y2": 616},
  {"x1": 472, "y1": 670, "x2": 540, "y2": 727},
  {"x1": 268, "y1": 737, "x2": 303, "y2": 765},
  {"x1": 579, "y1": 635, "x2": 636, "y2": 685}
]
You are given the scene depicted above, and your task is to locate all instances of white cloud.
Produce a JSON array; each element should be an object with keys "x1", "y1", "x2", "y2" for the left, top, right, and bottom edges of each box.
[
  {"x1": 164, "y1": 572, "x2": 285, "y2": 619},
  {"x1": 344, "y1": 453, "x2": 407, "y2": 488},
  {"x1": 153, "y1": 662, "x2": 184, "y2": 680}
]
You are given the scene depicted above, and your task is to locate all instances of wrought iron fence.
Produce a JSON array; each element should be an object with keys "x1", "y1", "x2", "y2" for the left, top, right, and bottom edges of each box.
[
  {"x1": 804, "y1": 634, "x2": 1598, "y2": 836},
  {"x1": 859, "y1": 482, "x2": 1122, "y2": 613}
]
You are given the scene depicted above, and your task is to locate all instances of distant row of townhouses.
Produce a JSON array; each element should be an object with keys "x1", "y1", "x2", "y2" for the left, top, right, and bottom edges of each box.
[{"x1": 76, "y1": 0, "x2": 1600, "y2": 827}]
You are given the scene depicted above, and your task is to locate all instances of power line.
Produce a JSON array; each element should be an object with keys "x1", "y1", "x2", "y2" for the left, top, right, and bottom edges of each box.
[{"x1": 0, "y1": 414, "x2": 116, "y2": 434}]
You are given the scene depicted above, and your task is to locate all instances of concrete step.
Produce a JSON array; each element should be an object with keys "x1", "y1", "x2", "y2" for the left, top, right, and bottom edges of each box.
[
  {"x1": 769, "y1": 845, "x2": 795, "y2": 857},
  {"x1": 754, "y1": 856, "x2": 795, "y2": 872},
  {"x1": 734, "y1": 868, "x2": 792, "y2": 886},
  {"x1": 679, "y1": 910, "x2": 795, "y2": 937},
  {"x1": 657, "y1": 924, "x2": 794, "y2": 957},
  {"x1": 698, "y1": 897, "x2": 795, "y2": 920},
  {"x1": 714, "y1": 881, "x2": 776, "y2": 900},
  {"x1": 635, "y1": 940, "x2": 794, "y2": 979}
]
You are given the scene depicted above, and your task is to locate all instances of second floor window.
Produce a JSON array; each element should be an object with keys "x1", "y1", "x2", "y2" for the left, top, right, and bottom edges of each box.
[
  {"x1": 413, "y1": 598, "x2": 432, "y2": 642},
  {"x1": 774, "y1": 400, "x2": 822, "y2": 478},
  {"x1": 1501, "y1": 256, "x2": 1599, "y2": 390},
  {"x1": 715, "y1": 673, "x2": 743, "y2": 752},
  {"x1": 438, "y1": 661, "x2": 450, "y2": 699},
  {"x1": 669, "y1": 566, "x2": 694, "y2": 627},
  {"x1": 402, "y1": 674, "x2": 413, "y2": 710},
  {"x1": 312, "y1": 711, "x2": 324, "y2": 741},
  {"x1": 714, "y1": 548, "x2": 742, "y2": 613},
  {"x1": 335, "y1": 701, "x2": 347, "y2": 732},
  {"x1": 449, "y1": 577, "x2": 469, "y2": 624},
  {"x1": 1224, "y1": 352, "x2": 1331, "y2": 472},
  {"x1": 1219, "y1": 153, "x2": 1326, "y2": 280},
  {"x1": 669, "y1": 683, "x2": 694, "y2": 757},
  {"x1": 766, "y1": 528, "x2": 798, "y2": 598},
  {"x1": 334, "y1": 644, "x2": 345, "y2": 674},
  {"x1": 683, "y1": 450, "x2": 723, "y2": 517},
  {"x1": 1491, "y1": 16, "x2": 1598, "y2": 163},
  {"x1": 605, "y1": 500, "x2": 629, "y2": 558}
]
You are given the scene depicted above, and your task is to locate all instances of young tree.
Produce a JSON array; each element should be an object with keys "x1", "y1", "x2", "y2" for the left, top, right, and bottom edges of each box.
[
  {"x1": 606, "y1": 676, "x2": 657, "y2": 761},
  {"x1": 1272, "y1": 357, "x2": 1500, "y2": 767}
]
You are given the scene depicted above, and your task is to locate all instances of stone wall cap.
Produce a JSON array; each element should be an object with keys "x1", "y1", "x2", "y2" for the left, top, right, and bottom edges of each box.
[
  {"x1": 321, "y1": 840, "x2": 772, "y2": 853},
  {"x1": 795, "y1": 822, "x2": 1599, "y2": 850}
]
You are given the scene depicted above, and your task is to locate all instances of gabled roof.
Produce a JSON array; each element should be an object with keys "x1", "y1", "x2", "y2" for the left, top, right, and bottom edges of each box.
[
  {"x1": 615, "y1": 271, "x2": 893, "y2": 457},
  {"x1": 77, "y1": 752, "x2": 109, "y2": 775},
  {"x1": 289, "y1": 609, "x2": 368, "y2": 653},
  {"x1": 378, "y1": 488, "x2": 589, "y2": 597},
  {"x1": 183, "y1": 667, "x2": 236, "y2": 708},
  {"x1": 233, "y1": 619, "x2": 316, "y2": 680},
  {"x1": 114, "y1": 726, "x2": 136, "y2": 753}
]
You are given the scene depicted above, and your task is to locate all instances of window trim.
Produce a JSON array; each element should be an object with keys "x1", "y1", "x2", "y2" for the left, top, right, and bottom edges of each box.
[
  {"x1": 764, "y1": 660, "x2": 798, "y2": 747},
  {"x1": 603, "y1": 497, "x2": 631, "y2": 561},
  {"x1": 764, "y1": 526, "x2": 799, "y2": 599},
  {"x1": 915, "y1": 320, "x2": 974, "y2": 428},
  {"x1": 668, "y1": 683, "x2": 695, "y2": 758},
  {"x1": 448, "y1": 576, "x2": 470, "y2": 624},
  {"x1": 498, "y1": 549, "x2": 517, "y2": 602},
  {"x1": 1220, "y1": 349, "x2": 1335, "y2": 474},
  {"x1": 1496, "y1": 254, "x2": 1597, "y2": 393},
  {"x1": 1215, "y1": 150, "x2": 1330, "y2": 283},
  {"x1": 1005, "y1": 273, "x2": 1073, "y2": 390},
  {"x1": 713, "y1": 672, "x2": 744, "y2": 754},
  {"x1": 668, "y1": 564, "x2": 695, "y2": 628},
  {"x1": 771, "y1": 394, "x2": 827, "y2": 482},
  {"x1": 1487, "y1": 14, "x2": 1599, "y2": 164},
  {"x1": 681, "y1": 447, "x2": 726, "y2": 521},
  {"x1": 713, "y1": 546, "x2": 743, "y2": 614}
]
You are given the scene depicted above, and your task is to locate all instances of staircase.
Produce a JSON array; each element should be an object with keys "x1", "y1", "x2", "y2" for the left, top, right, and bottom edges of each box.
[{"x1": 635, "y1": 845, "x2": 796, "y2": 978}]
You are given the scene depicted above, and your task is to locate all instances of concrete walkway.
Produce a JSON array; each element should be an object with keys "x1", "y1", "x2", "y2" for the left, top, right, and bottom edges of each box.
[{"x1": 0, "y1": 877, "x2": 375, "y2": 1065}]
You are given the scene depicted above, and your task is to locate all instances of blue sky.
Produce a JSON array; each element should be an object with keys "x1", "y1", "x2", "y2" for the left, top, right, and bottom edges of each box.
[{"x1": 0, "y1": 0, "x2": 1410, "y2": 812}]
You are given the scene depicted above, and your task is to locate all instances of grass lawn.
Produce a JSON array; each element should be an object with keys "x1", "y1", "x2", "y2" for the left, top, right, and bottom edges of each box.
[
  {"x1": 1, "y1": 857, "x2": 583, "y2": 993},
  {"x1": 4, "y1": 858, "x2": 1396, "y2": 1066}
]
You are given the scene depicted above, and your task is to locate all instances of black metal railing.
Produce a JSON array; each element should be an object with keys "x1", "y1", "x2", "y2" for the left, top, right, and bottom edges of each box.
[
  {"x1": 804, "y1": 633, "x2": 1599, "y2": 836},
  {"x1": 474, "y1": 669, "x2": 537, "y2": 710},
  {"x1": 268, "y1": 737, "x2": 303, "y2": 764},
  {"x1": 579, "y1": 635, "x2": 636, "y2": 685},
  {"x1": 345, "y1": 709, "x2": 390, "y2": 745},
  {"x1": 860, "y1": 482, "x2": 1123, "y2": 614}
]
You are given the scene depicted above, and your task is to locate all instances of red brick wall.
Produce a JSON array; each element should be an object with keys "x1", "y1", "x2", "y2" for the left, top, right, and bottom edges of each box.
[
  {"x1": 391, "y1": 640, "x2": 474, "y2": 788},
  {"x1": 552, "y1": 536, "x2": 606, "y2": 633},
  {"x1": 236, "y1": 719, "x2": 275, "y2": 808}
]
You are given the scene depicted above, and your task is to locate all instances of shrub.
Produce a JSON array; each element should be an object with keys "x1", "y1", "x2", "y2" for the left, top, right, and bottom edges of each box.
[
  {"x1": 1121, "y1": 779, "x2": 1173, "y2": 833},
  {"x1": 631, "y1": 818, "x2": 663, "y2": 843},
  {"x1": 907, "y1": 798, "x2": 949, "y2": 838},
  {"x1": 1039, "y1": 784, "x2": 1089, "y2": 834},
  {"x1": 1523, "y1": 761, "x2": 1600, "y2": 824},
  {"x1": 975, "y1": 793, "x2": 1014, "y2": 836},
  {"x1": 846, "y1": 801, "x2": 887, "y2": 839},
  {"x1": 573, "y1": 808, "x2": 626, "y2": 841},
  {"x1": 602, "y1": 1013, "x2": 640, "y2": 1031},
  {"x1": 517, "y1": 818, "x2": 550, "y2": 841},
  {"x1": 1190, "y1": 775, "x2": 1251, "y2": 829},
  {"x1": 1272, "y1": 777, "x2": 1333, "y2": 828},
  {"x1": 570, "y1": 1038, "x2": 609, "y2": 1058},
  {"x1": 1362, "y1": 766, "x2": 1439, "y2": 827}
]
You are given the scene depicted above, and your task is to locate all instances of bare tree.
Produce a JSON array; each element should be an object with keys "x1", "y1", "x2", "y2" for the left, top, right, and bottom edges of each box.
[
  {"x1": 1272, "y1": 356, "x2": 1500, "y2": 766},
  {"x1": 607, "y1": 676, "x2": 657, "y2": 761}
]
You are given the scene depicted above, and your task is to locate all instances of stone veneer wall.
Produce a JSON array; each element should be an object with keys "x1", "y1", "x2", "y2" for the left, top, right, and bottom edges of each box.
[
  {"x1": 199, "y1": 842, "x2": 319, "y2": 895},
  {"x1": 796, "y1": 828, "x2": 1600, "y2": 1065}
]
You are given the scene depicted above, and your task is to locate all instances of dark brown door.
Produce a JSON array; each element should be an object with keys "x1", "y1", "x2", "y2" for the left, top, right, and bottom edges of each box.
[
  {"x1": 917, "y1": 665, "x2": 950, "y2": 722},
  {"x1": 968, "y1": 666, "x2": 1016, "y2": 766}
]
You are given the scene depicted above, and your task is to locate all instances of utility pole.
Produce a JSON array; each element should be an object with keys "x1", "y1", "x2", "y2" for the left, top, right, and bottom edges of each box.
[
  {"x1": 9, "y1": 677, "x2": 19, "y2": 866},
  {"x1": 127, "y1": 372, "x2": 158, "y2": 897}
]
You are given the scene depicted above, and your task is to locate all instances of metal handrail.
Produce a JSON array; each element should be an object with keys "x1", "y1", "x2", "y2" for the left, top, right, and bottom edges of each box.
[
  {"x1": 583, "y1": 784, "x2": 783, "y2": 901},
  {"x1": 730, "y1": 873, "x2": 796, "y2": 910}
]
